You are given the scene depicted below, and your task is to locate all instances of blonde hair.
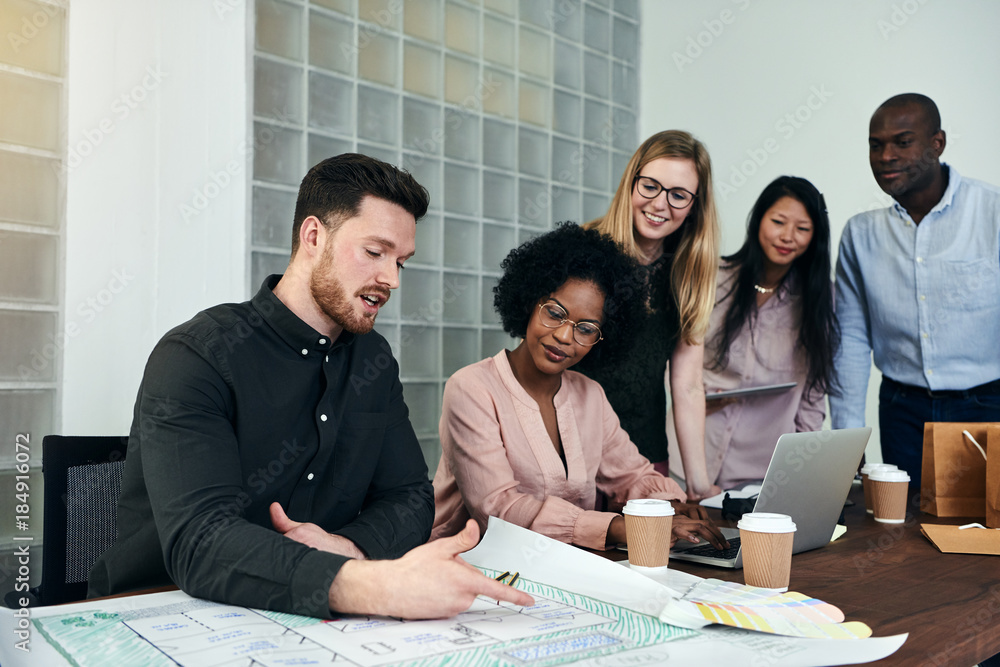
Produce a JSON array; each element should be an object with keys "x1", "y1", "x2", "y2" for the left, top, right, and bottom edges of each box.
[{"x1": 585, "y1": 130, "x2": 719, "y2": 345}]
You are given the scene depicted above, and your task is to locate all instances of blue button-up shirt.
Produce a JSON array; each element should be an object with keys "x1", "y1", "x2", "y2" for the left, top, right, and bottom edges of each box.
[{"x1": 831, "y1": 165, "x2": 1000, "y2": 428}]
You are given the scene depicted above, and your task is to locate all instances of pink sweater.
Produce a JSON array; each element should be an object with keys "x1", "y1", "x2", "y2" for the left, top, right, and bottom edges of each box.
[{"x1": 431, "y1": 350, "x2": 686, "y2": 550}]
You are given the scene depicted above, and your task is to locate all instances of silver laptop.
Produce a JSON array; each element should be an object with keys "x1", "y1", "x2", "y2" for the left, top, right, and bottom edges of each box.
[{"x1": 670, "y1": 427, "x2": 871, "y2": 568}]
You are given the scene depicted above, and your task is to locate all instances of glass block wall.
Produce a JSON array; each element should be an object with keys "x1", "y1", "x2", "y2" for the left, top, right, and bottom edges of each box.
[
  {"x1": 251, "y1": 0, "x2": 639, "y2": 471},
  {"x1": 0, "y1": 0, "x2": 66, "y2": 588}
]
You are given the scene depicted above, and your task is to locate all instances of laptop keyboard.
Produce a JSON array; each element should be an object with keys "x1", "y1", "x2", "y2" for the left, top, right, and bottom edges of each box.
[{"x1": 683, "y1": 536, "x2": 741, "y2": 560}]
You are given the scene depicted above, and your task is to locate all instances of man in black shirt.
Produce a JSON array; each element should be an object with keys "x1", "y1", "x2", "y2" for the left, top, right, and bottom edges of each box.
[{"x1": 89, "y1": 154, "x2": 532, "y2": 618}]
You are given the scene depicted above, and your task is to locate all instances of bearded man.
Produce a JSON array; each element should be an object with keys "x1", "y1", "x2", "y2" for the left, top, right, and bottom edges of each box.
[{"x1": 89, "y1": 154, "x2": 532, "y2": 618}]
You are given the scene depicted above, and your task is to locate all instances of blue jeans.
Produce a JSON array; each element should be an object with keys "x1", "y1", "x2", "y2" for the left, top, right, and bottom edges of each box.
[{"x1": 878, "y1": 376, "x2": 1000, "y2": 495}]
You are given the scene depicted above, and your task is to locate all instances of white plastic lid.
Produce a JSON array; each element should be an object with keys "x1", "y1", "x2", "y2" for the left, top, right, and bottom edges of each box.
[
  {"x1": 737, "y1": 512, "x2": 796, "y2": 533},
  {"x1": 861, "y1": 462, "x2": 897, "y2": 474},
  {"x1": 869, "y1": 468, "x2": 910, "y2": 483},
  {"x1": 622, "y1": 498, "x2": 675, "y2": 517}
]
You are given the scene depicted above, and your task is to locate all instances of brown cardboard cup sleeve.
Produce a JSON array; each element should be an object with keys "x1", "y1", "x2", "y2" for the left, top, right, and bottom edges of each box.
[{"x1": 623, "y1": 499, "x2": 674, "y2": 572}]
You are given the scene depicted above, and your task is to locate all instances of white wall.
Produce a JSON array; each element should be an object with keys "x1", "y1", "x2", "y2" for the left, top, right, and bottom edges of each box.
[
  {"x1": 62, "y1": 0, "x2": 251, "y2": 435},
  {"x1": 641, "y1": 0, "x2": 1000, "y2": 460}
]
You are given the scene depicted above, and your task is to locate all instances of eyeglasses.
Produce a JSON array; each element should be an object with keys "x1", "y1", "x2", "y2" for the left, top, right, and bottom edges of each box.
[
  {"x1": 537, "y1": 301, "x2": 603, "y2": 346},
  {"x1": 633, "y1": 175, "x2": 697, "y2": 209}
]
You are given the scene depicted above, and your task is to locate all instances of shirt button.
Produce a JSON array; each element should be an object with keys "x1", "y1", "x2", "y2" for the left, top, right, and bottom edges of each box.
[
  {"x1": 916, "y1": 257, "x2": 924, "y2": 263},
  {"x1": 320, "y1": 414, "x2": 328, "y2": 422},
  {"x1": 307, "y1": 473, "x2": 314, "y2": 481},
  {"x1": 927, "y1": 369, "x2": 934, "y2": 375},
  {"x1": 301, "y1": 348, "x2": 308, "y2": 356},
  {"x1": 325, "y1": 355, "x2": 329, "y2": 362},
  {"x1": 921, "y1": 332, "x2": 928, "y2": 339},
  {"x1": 319, "y1": 338, "x2": 327, "y2": 345},
  {"x1": 919, "y1": 295, "x2": 926, "y2": 301}
]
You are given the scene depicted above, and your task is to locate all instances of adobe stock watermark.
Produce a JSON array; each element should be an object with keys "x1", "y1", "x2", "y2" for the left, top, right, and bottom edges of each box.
[
  {"x1": 926, "y1": 584, "x2": 1000, "y2": 667},
  {"x1": 6, "y1": 2, "x2": 60, "y2": 53},
  {"x1": 672, "y1": 0, "x2": 753, "y2": 73},
  {"x1": 853, "y1": 457, "x2": 973, "y2": 578},
  {"x1": 543, "y1": 0, "x2": 582, "y2": 30},
  {"x1": 403, "y1": 74, "x2": 505, "y2": 169},
  {"x1": 350, "y1": 278, "x2": 471, "y2": 394},
  {"x1": 521, "y1": 114, "x2": 629, "y2": 225},
  {"x1": 716, "y1": 85, "x2": 834, "y2": 202},
  {"x1": 10, "y1": 433, "x2": 33, "y2": 653},
  {"x1": 53, "y1": 66, "x2": 167, "y2": 182},
  {"x1": 341, "y1": 0, "x2": 403, "y2": 60},
  {"x1": 177, "y1": 108, "x2": 295, "y2": 224},
  {"x1": 17, "y1": 268, "x2": 136, "y2": 381},
  {"x1": 877, "y1": 0, "x2": 933, "y2": 40},
  {"x1": 214, "y1": 0, "x2": 242, "y2": 19}
]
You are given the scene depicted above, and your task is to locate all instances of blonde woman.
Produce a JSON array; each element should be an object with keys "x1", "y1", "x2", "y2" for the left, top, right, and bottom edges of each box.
[{"x1": 583, "y1": 131, "x2": 721, "y2": 500}]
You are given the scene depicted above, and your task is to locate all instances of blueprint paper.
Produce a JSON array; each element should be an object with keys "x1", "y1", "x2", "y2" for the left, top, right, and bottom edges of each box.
[
  {"x1": 463, "y1": 517, "x2": 907, "y2": 666},
  {"x1": 0, "y1": 577, "x2": 695, "y2": 666},
  {"x1": 463, "y1": 516, "x2": 687, "y2": 617},
  {"x1": 0, "y1": 519, "x2": 906, "y2": 666}
]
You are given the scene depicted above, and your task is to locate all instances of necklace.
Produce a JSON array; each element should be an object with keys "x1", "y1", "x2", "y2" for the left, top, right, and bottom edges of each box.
[{"x1": 753, "y1": 284, "x2": 776, "y2": 294}]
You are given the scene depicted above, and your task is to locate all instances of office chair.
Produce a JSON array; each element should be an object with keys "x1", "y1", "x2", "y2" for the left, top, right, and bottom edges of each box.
[{"x1": 3, "y1": 435, "x2": 128, "y2": 608}]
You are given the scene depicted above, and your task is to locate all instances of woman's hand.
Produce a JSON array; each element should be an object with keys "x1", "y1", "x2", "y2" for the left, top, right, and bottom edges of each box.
[
  {"x1": 610, "y1": 508, "x2": 729, "y2": 551},
  {"x1": 671, "y1": 515, "x2": 730, "y2": 550},
  {"x1": 606, "y1": 515, "x2": 628, "y2": 549},
  {"x1": 671, "y1": 501, "x2": 710, "y2": 521},
  {"x1": 705, "y1": 393, "x2": 739, "y2": 416},
  {"x1": 684, "y1": 482, "x2": 722, "y2": 503}
]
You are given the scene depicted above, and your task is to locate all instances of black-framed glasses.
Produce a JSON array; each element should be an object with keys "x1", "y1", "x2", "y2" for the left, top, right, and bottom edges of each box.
[
  {"x1": 537, "y1": 302, "x2": 603, "y2": 346},
  {"x1": 633, "y1": 175, "x2": 697, "y2": 209}
]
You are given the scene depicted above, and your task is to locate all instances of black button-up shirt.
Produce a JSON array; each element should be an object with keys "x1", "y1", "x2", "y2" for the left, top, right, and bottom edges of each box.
[{"x1": 89, "y1": 276, "x2": 433, "y2": 617}]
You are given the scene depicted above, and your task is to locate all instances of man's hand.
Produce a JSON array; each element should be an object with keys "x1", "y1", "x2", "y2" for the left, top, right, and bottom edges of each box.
[
  {"x1": 328, "y1": 520, "x2": 535, "y2": 619},
  {"x1": 270, "y1": 502, "x2": 366, "y2": 560}
]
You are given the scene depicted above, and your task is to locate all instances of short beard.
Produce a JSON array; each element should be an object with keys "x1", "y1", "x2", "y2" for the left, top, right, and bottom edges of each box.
[{"x1": 309, "y1": 245, "x2": 377, "y2": 335}]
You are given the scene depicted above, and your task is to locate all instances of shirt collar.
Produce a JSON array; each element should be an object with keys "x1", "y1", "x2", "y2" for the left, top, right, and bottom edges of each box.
[
  {"x1": 252, "y1": 274, "x2": 353, "y2": 356},
  {"x1": 493, "y1": 348, "x2": 570, "y2": 410},
  {"x1": 891, "y1": 163, "x2": 962, "y2": 218},
  {"x1": 930, "y1": 163, "x2": 961, "y2": 214},
  {"x1": 774, "y1": 268, "x2": 799, "y2": 301}
]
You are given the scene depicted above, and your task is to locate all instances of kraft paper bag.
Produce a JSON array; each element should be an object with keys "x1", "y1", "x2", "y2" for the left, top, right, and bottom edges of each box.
[
  {"x1": 988, "y1": 426, "x2": 1000, "y2": 529},
  {"x1": 920, "y1": 422, "x2": 995, "y2": 517}
]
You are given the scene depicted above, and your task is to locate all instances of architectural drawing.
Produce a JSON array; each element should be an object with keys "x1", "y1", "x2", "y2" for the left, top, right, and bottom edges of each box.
[{"x1": 29, "y1": 572, "x2": 696, "y2": 667}]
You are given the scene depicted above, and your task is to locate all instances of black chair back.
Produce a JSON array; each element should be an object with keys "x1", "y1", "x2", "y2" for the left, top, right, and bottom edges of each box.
[{"x1": 37, "y1": 435, "x2": 127, "y2": 606}]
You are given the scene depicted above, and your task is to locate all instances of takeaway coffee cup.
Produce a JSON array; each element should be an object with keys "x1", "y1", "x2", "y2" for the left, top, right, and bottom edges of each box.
[
  {"x1": 869, "y1": 468, "x2": 910, "y2": 524},
  {"x1": 861, "y1": 463, "x2": 898, "y2": 515},
  {"x1": 737, "y1": 512, "x2": 797, "y2": 590},
  {"x1": 622, "y1": 499, "x2": 675, "y2": 571}
]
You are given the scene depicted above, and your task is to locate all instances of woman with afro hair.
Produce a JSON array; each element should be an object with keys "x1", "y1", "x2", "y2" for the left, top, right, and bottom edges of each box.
[{"x1": 431, "y1": 223, "x2": 727, "y2": 551}]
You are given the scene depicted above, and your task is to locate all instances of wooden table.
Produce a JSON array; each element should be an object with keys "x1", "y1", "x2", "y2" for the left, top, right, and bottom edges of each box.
[{"x1": 603, "y1": 484, "x2": 1000, "y2": 666}]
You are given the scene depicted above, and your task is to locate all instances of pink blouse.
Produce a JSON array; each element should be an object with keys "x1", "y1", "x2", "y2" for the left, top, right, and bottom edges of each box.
[
  {"x1": 431, "y1": 350, "x2": 686, "y2": 550},
  {"x1": 703, "y1": 265, "x2": 826, "y2": 489}
]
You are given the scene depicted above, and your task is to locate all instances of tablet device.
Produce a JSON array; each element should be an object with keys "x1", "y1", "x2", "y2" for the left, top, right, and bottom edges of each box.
[{"x1": 705, "y1": 382, "x2": 797, "y2": 400}]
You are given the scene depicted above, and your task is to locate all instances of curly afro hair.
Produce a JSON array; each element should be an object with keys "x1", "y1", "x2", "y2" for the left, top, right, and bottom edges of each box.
[{"x1": 493, "y1": 222, "x2": 645, "y2": 370}]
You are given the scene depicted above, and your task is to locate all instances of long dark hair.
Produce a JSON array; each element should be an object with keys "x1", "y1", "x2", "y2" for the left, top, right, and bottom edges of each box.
[{"x1": 710, "y1": 176, "x2": 840, "y2": 397}]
